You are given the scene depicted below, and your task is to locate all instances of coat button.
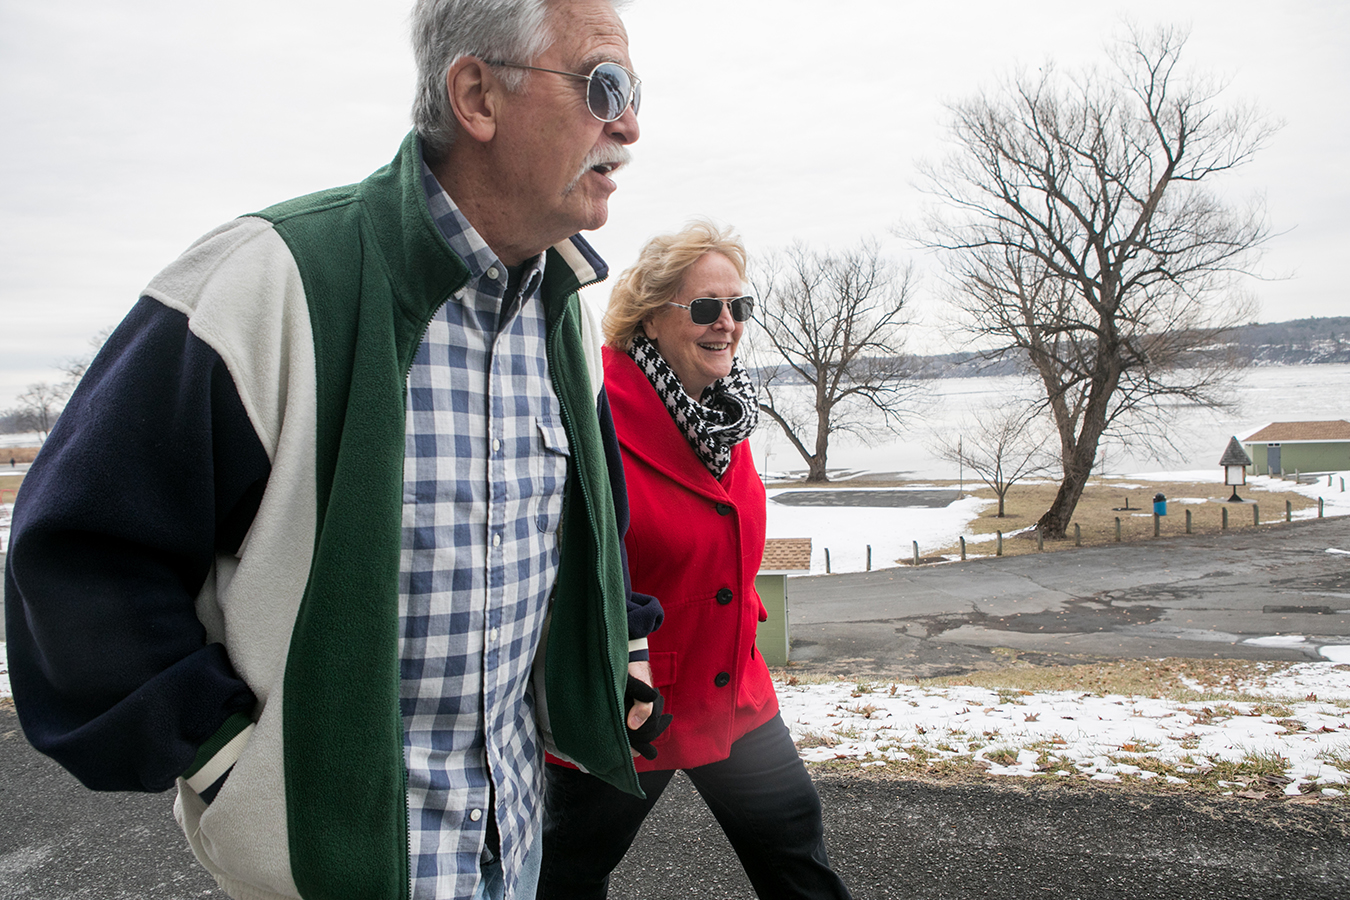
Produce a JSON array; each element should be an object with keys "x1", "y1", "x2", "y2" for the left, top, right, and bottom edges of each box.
[
  {"x1": 714, "y1": 672, "x2": 730, "y2": 688},
  {"x1": 716, "y1": 588, "x2": 733, "y2": 605},
  {"x1": 715, "y1": 503, "x2": 732, "y2": 516}
]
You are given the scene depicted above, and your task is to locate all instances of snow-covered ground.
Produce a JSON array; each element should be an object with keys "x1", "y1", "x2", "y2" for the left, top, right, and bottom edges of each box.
[{"x1": 777, "y1": 663, "x2": 1350, "y2": 796}]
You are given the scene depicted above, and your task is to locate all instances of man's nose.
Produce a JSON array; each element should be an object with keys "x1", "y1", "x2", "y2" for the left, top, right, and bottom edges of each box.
[{"x1": 607, "y1": 103, "x2": 639, "y2": 145}]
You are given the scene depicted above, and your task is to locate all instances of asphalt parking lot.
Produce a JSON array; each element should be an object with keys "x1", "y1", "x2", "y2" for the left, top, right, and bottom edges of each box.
[{"x1": 783, "y1": 514, "x2": 1350, "y2": 679}]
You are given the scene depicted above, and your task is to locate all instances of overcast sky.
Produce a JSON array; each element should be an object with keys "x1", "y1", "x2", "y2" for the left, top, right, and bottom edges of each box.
[{"x1": 3, "y1": 0, "x2": 1347, "y2": 411}]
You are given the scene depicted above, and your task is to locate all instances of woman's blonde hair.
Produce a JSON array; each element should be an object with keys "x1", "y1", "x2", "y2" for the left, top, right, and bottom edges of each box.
[{"x1": 602, "y1": 220, "x2": 748, "y2": 350}]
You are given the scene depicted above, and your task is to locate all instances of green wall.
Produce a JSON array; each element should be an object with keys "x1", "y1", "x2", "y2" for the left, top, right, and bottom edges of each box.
[
  {"x1": 754, "y1": 573, "x2": 790, "y2": 667},
  {"x1": 1246, "y1": 441, "x2": 1350, "y2": 476}
]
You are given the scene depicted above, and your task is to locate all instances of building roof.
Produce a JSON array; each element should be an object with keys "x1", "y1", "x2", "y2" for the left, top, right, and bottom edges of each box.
[
  {"x1": 1243, "y1": 420, "x2": 1350, "y2": 443},
  {"x1": 760, "y1": 537, "x2": 812, "y2": 573}
]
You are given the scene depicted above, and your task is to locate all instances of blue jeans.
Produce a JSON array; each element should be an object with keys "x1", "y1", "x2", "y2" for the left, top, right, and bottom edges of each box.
[
  {"x1": 538, "y1": 714, "x2": 851, "y2": 899},
  {"x1": 474, "y1": 829, "x2": 542, "y2": 900}
]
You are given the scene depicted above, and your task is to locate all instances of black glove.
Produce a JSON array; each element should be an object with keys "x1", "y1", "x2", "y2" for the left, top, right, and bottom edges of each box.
[{"x1": 625, "y1": 674, "x2": 673, "y2": 761}]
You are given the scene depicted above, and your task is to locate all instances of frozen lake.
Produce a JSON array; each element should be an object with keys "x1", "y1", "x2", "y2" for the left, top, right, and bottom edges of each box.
[{"x1": 753, "y1": 363, "x2": 1350, "y2": 481}]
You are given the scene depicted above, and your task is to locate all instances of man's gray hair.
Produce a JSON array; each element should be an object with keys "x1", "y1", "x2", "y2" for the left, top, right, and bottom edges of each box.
[
  {"x1": 411, "y1": 0, "x2": 630, "y2": 161},
  {"x1": 411, "y1": 0, "x2": 554, "y2": 159}
]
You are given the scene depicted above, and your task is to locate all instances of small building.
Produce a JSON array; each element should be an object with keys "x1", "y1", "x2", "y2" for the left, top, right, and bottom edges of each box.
[
  {"x1": 1242, "y1": 420, "x2": 1350, "y2": 476},
  {"x1": 755, "y1": 538, "x2": 812, "y2": 667}
]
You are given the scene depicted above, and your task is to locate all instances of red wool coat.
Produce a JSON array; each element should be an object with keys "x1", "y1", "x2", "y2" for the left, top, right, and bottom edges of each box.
[{"x1": 600, "y1": 346, "x2": 779, "y2": 772}]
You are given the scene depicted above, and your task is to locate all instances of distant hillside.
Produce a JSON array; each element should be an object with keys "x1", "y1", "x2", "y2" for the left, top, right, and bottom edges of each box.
[
  {"x1": 1235, "y1": 317, "x2": 1350, "y2": 365},
  {"x1": 909, "y1": 316, "x2": 1350, "y2": 378}
]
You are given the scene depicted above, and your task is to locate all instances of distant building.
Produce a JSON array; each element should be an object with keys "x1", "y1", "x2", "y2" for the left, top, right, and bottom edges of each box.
[
  {"x1": 1241, "y1": 420, "x2": 1350, "y2": 475},
  {"x1": 756, "y1": 538, "x2": 812, "y2": 667}
]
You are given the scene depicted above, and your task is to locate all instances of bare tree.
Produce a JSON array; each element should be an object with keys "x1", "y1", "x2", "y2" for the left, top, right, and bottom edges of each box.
[
  {"x1": 14, "y1": 382, "x2": 66, "y2": 442},
  {"x1": 59, "y1": 325, "x2": 116, "y2": 395},
  {"x1": 931, "y1": 403, "x2": 1053, "y2": 517},
  {"x1": 916, "y1": 25, "x2": 1274, "y2": 537},
  {"x1": 747, "y1": 240, "x2": 919, "y2": 482}
]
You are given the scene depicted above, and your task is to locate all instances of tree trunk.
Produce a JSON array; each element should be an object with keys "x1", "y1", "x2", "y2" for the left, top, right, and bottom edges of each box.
[{"x1": 1037, "y1": 418, "x2": 1105, "y2": 537}]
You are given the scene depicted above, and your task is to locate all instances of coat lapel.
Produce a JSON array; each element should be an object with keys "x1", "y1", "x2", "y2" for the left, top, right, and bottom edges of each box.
[{"x1": 602, "y1": 347, "x2": 732, "y2": 502}]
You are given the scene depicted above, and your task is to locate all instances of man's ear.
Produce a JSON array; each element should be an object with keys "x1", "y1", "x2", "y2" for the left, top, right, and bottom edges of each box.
[{"x1": 446, "y1": 56, "x2": 499, "y2": 144}]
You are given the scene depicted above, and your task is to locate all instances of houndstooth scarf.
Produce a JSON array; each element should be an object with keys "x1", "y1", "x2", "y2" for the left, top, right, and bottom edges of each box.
[{"x1": 628, "y1": 333, "x2": 759, "y2": 478}]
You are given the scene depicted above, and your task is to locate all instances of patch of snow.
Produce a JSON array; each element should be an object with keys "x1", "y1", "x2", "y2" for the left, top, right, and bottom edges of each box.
[
  {"x1": 1321, "y1": 646, "x2": 1350, "y2": 664},
  {"x1": 1244, "y1": 635, "x2": 1309, "y2": 648},
  {"x1": 778, "y1": 666, "x2": 1350, "y2": 790}
]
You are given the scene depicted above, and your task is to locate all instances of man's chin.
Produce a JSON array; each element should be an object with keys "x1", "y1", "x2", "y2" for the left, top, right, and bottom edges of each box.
[{"x1": 568, "y1": 198, "x2": 610, "y2": 234}]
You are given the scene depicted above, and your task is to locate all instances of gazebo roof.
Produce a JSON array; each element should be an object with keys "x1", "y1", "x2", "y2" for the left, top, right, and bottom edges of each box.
[{"x1": 1219, "y1": 436, "x2": 1253, "y2": 467}]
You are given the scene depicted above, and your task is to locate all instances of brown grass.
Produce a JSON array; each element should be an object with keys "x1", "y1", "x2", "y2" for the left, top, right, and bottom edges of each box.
[
  {"x1": 1, "y1": 446, "x2": 40, "y2": 501},
  {"x1": 930, "y1": 476, "x2": 1319, "y2": 560},
  {"x1": 1, "y1": 445, "x2": 40, "y2": 464}
]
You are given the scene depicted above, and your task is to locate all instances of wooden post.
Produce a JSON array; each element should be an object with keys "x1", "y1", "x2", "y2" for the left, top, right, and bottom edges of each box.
[
  {"x1": 866, "y1": 545, "x2": 872, "y2": 571},
  {"x1": 1286, "y1": 500, "x2": 1292, "y2": 522},
  {"x1": 1074, "y1": 523, "x2": 1081, "y2": 546},
  {"x1": 1319, "y1": 497, "x2": 1325, "y2": 518},
  {"x1": 1114, "y1": 517, "x2": 1121, "y2": 543},
  {"x1": 1036, "y1": 529, "x2": 1043, "y2": 552},
  {"x1": 912, "y1": 541, "x2": 920, "y2": 566},
  {"x1": 1253, "y1": 504, "x2": 1260, "y2": 526},
  {"x1": 1222, "y1": 506, "x2": 1229, "y2": 530},
  {"x1": 1153, "y1": 513, "x2": 1160, "y2": 537},
  {"x1": 824, "y1": 548, "x2": 831, "y2": 574},
  {"x1": 996, "y1": 532, "x2": 1003, "y2": 557},
  {"x1": 1185, "y1": 509, "x2": 1192, "y2": 534},
  {"x1": 960, "y1": 536, "x2": 967, "y2": 561}
]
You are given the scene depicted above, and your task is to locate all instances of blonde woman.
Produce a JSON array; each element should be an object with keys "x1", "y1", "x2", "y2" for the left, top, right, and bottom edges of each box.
[{"x1": 539, "y1": 222, "x2": 851, "y2": 899}]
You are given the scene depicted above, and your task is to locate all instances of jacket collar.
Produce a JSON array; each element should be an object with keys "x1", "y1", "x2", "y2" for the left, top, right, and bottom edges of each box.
[{"x1": 359, "y1": 131, "x2": 610, "y2": 334}]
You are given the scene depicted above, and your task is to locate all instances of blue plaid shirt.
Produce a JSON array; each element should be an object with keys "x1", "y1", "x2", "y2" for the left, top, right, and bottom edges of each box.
[{"x1": 400, "y1": 162, "x2": 569, "y2": 899}]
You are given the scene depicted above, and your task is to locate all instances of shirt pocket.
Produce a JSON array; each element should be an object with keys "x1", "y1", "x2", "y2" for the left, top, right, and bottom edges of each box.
[{"x1": 534, "y1": 416, "x2": 570, "y2": 533}]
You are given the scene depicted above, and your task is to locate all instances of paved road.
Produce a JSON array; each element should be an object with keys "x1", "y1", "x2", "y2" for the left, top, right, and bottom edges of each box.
[
  {"x1": 784, "y1": 515, "x2": 1350, "y2": 678},
  {"x1": 4, "y1": 517, "x2": 1350, "y2": 898}
]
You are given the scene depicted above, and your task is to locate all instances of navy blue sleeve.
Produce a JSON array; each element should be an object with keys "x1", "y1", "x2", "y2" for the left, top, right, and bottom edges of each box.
[
  {"x1": 4, "y1": 296, "x2": 267, "y2": 792},
  {"x1": 596, "y1": 386, "x2": 663, "y2": 642}
]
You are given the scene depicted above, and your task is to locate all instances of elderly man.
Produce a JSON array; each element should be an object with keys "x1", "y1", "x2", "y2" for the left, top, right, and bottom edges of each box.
[{"x1": 3, "y1": 1, "x2": 661, "y2": 898}]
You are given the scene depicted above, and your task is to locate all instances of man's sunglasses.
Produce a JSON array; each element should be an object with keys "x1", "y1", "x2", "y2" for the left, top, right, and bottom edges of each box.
[
  {"x1": 666, "y1": 296, "x2": 755, "y2": 326},
  {"x1": 485, "y1": 60, "x2": 641, "y2": 123}
]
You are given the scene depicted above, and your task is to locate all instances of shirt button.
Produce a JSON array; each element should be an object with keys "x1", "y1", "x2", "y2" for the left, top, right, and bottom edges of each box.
[
  {"x1": 715, "y1": 503, "x2": 732, "y2": 516},
  {"x1": 492, "y1": 533, "x2": 501, "y2": 547},
  {"x1": 488, "y1": 628, "x2": 500, "y2": 643},
  {"x1": 486, "y1": 267, "x2": 500, "y2": 280},
  {"x1": 470, "y1": 809, "x2": 483, "y2": 822},
  {"x1": 716, "y1": 588, "x2": 733, "y2": 605},
  {"x1": 714, "y1": 672, "x2": 731, "y2": 688},
  {"x1": 492, "y1": 438, "x2": 501, "y2": 453}
]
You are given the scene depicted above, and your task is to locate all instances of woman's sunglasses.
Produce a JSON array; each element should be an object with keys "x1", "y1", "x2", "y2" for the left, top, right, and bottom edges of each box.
[
  {"x1": 666, "y1": 296, "x2": 755, "y2": 326},
  {"x1": 485, "y1": 60, "x2": 641, "y2": 123}
]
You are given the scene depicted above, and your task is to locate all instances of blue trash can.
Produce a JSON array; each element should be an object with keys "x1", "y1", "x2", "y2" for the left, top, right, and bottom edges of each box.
[{"x1": 1153, "y1": 492, "x2": 1167, "y2": 516}]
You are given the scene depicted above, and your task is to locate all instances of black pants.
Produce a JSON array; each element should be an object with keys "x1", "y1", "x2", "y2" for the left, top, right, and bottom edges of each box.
[{"x1": 538, "y1": 714, "x2": 851, "y2": 899}]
